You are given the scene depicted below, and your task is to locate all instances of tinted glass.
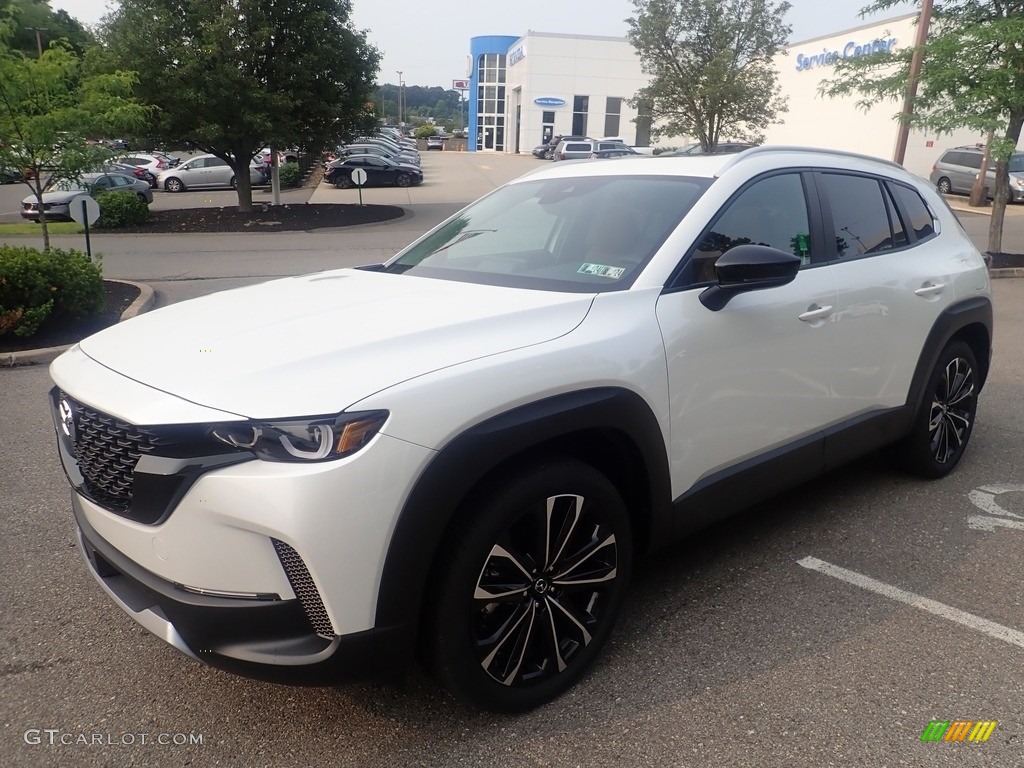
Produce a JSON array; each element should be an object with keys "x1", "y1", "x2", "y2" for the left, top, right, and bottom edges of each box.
[
  {"x1": 820, "y1": 174, "x2": 897, "y2": 258},
  {"x1": 889, "y1": 183, "x2": 936, "y2": 240},
  {"x1": 1009, "y1": 154, "x2": 1024, "y2": 173},
  {"x1": 385, "y1": 176, "x2": 709, "y2": 293},
  {"x1": 687, "y1": 173, "x2": 811, "y2": 284},
  {"x1": 961, "y1": 152, "x2": 983, "y2": 170}
]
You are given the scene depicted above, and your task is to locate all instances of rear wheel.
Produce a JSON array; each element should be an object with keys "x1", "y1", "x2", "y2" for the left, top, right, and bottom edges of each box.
[
  {"x1": 229, "y1": 176, "x2": 237, "y2": 189},
  {"x1": 426, "y1": 458, "x2": 632, "y2": 713},
  {"x1": 897, "y1": 341, "x2": 978, "y2": 478}
]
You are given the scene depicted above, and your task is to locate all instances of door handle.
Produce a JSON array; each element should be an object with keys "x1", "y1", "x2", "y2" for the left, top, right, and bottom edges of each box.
[
  {"x1": 798, "y1": 304, "x2": 834, "y2": 322},
  {"x1": 915, "y1": 282, "x2": 945, "y2": 297}
]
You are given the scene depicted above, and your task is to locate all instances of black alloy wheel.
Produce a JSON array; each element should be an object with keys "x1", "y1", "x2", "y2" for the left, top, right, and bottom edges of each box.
[
  {"x1": 898, "y1": 341, "x2": 978, "y2": 478},
  {"x1": 427, "y1": 458, "x2": 632, "y2": 713},
  {"x1": 395, "y1": 173, "x2": 411, "y2": 187},
  {"x1": 335, "y1": 174, "x2": 353, "y2": 189}
]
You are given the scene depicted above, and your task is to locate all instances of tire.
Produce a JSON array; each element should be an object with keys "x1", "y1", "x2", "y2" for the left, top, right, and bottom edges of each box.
[
  {"x1": 898, "y1": 341, "x2": 979, "y2": 478},
  {"x1": 334, "y1": 175, "x2": 353, "y2": 189},
  {"x1": 936, "y1": 177, "x2": 952, "y2": 195},
  {"x1": 229, "y1": 176, "x2": 236, "y2": 189},
  {"x1": 136, "y1": 192, "x2": 148, "y2": 203},
  {"x1": 164, "y1": 177, "x2": 184, "y2": 193},
  {"x1": 426, "y1": 457, "x2": 632, "y2": 713},
  {"x1": 395, "y1": 173, "x2": 411, "y2": 187}
]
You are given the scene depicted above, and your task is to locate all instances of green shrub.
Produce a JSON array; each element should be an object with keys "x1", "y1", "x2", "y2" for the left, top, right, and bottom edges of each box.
[
  {"x1": 0, "y1": 246, "x2": 103, "y2": 338},
  {"x1": 96, "y1": 190, "x2": 150, "y2": 228},
  {"x1": 278, "y1": 162, "x2": 302, "y2": 188},
  {"x1": 414, "y1": 125, "x2": 437, "y2": 139}
]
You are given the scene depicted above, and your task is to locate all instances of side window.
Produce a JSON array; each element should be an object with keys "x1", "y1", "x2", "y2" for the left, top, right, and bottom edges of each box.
[
  {"x1": 687, "y1": 173, "x2": 811, "y2": 285},
  {"x1": 962, "y1": 152, "x2": 983, "y2": 170},
  {"x1": 820, "y1": 173, "x2": 901, "y2": 258},
  {"x1": 889, "y1": 183, "x2": 936, "y2": 241},
  {"x1": 207, "y1": 158, "x2": 227, "y2": 168},
  {"x1": 189, "y1": 158, "x2": 207, "y2": 169}
]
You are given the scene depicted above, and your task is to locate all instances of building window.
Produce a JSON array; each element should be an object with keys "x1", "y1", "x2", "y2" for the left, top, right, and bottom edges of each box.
[
  {"x1": 572, "y1": 95, "x2": 589, "y2": 137},
  {"x1": 604, "y1": 97, "x2": 622, "y2": 138},
  {"x1": 635, "y1": 98, "x2": 652, "y2": 147},
  {"x1": 476, "y1": 53, "x2": 508, "y2": 151}
]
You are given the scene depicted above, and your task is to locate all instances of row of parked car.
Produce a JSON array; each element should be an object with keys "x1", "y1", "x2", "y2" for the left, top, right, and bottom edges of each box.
[
  {"x1": 19, "y1": 148, "x2": 298, "y2": 221},
  {"x1": 532, "y1": 137, "x2": 759, "y2": 162},
  {"x1": 323, "y1": 129, "x2": 425, "y2": 189}
]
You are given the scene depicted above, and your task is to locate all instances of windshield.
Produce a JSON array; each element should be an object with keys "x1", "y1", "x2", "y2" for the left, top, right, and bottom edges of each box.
[
  {"x1": 44, "y1": 178, "x2": 90, "y2": 193},
  {"x1": 383, "y1": 175, "x2": 709, "y2": 292}
]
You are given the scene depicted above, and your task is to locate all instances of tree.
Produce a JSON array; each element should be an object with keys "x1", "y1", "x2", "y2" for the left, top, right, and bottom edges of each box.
[
  {"x1": 821, "y1": 1, "x2": 1024, "y2": 254},
  {"x1": 0, "y1": 37, "x2": 148, "y2": 250},
  {"x1": 626, "y1": 0, "x2": 791, "y2": 150},
  {"x1": 102, "y1": 0, "x2": 381, "y2": 212},
  {"x1": 0, "y1": 0, "x2": 95, "y2": 57}
]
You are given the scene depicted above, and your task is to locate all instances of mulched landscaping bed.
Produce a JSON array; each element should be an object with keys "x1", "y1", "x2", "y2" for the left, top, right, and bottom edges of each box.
[
  {"x1": 986, "y1": 252, "x2": 1024, "y2": 269},
  {"x1": 113, "y1": 203, "x2": 404, "y2": 233},
  {"x1": 0, "y1": 280, "x2": 139, "y2": 353}
]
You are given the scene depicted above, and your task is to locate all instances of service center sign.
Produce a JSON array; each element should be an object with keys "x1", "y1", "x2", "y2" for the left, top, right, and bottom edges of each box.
[{"x1": 534, "y1": 97, "x2": 566, "y2": 108}]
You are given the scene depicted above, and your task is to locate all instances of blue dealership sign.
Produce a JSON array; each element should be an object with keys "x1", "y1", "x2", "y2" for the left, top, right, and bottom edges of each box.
[{"x1": 534, "y1": 97, "x2": 566, "y2": 107}]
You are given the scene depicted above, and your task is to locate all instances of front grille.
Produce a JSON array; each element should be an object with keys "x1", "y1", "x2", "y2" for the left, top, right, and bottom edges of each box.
[
  {"x1": 272, "y1": 539, "x2": 334, "y2": 639},
  {"x1": 70, "y1": 398, "x2": 161, "y2": 512}
]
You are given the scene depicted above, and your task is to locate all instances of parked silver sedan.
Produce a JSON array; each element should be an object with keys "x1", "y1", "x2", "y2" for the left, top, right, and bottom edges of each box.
[
  {"x1": 20, "y1": 172, "x2": 152, "y2": 221},
  {"x1": 156, "y1": 153, "x2": 265, "y2": 192}
]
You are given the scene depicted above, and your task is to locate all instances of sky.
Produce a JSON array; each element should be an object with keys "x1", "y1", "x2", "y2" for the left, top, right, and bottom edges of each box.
[{"x1": 52, "y1": 0, "x2": 913, "y2": 86}]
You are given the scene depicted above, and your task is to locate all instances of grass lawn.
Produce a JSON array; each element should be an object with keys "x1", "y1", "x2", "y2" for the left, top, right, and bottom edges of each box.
[{"x1": 0, "y1": 221, "x2": 83, "y2": 236}]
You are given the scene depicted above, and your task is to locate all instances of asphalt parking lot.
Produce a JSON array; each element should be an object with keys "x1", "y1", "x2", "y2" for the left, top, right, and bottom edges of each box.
[{"x1": 1, "y1": 155, "x2": 1023, "y2": 767}]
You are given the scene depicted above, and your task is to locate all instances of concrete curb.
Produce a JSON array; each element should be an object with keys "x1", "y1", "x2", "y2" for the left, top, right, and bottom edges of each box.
[
  {"x1": 989, "y1": 268, "x2": 1024, "y2": 279},
  {"x1": 1, "y1": 279, "x2": 155, "y2": 368}
]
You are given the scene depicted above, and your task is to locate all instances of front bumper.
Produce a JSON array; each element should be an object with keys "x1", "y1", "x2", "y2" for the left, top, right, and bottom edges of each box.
[{"x1": 73, "y1": 493, "x2": 410, "y2": 684}]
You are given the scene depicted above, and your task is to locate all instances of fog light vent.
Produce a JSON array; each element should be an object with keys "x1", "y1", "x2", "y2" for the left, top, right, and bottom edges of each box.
[{"x1": 271, "y1": 539, "x2": 334, "y2": 639}]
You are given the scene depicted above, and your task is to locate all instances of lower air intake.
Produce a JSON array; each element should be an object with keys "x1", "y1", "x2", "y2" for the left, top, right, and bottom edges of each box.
[{"x1": 271, "y1": 539, "x2": 335, "y2": 639}]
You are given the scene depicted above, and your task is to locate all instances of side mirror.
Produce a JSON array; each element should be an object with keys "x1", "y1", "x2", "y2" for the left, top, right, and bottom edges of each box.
[{"x1": 699, "y1": 244, "x2": 802, "y2": 311}]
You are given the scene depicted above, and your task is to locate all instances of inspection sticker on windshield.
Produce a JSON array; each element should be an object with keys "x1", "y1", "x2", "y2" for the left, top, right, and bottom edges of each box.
[{"x1": 578, "y1": 263, "x2": 626, "y2": 279}]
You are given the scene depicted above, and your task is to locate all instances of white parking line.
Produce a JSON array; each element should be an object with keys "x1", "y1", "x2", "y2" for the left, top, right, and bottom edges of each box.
[
  {"x1": 797, "y1": 556, "x2": 1024, "y2": 649},
  {"x1": 968, "y1": 515, "x2": 1024, "y2": 533}
]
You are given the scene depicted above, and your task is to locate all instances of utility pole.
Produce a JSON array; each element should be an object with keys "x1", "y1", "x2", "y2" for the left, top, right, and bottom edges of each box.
[
  {"x1": 892, "y1": 0, "x2": 934, "y2": 165},
  {"x1": 396, "y1": 70, "x2": 403, "y2": 130},
  {"x1": 29, "y1": 27, "x2": 45, "y2": 57}
]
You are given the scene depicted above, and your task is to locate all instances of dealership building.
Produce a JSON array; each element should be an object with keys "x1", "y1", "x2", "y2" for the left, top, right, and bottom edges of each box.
[{"x1": 465, "y1": 14, "x2": 989, "y2": 179}]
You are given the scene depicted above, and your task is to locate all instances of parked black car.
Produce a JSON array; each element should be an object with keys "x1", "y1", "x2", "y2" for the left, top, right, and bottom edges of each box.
[{"x1": 325, "y1": 155, "x2": 423, "y2": 188}]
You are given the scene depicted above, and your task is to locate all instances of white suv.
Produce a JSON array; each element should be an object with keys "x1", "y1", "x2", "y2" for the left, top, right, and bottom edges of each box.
[{"x1": 50, "y1": 148, "x2": 992, "y2": 713}]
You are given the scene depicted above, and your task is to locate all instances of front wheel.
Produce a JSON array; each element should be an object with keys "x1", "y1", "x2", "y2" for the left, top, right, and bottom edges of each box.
[
  {"x1": 334, "y1": 174, "x2": 353, "y2": 189},
  {"x1": 426, "y1": 458, "x2": 633, "y2": 713},
  {"x1": 395, "y1": 173, "x2": 411, "y2": 187},
  {"x1": 164, "y1": 177, "x2": 184, "y2": 193},
  {"x1": 897, "y1": 341, "x2": 979, "y2": 478},
  {"x1": 229, "y1": 176, "x2": 237, "y2": 189},
  {"x1": 936, "y1": 177, "x2": 952, "y2": 195},
  {"x1": 137, "y1": 192, "x2": 148, "y2": 203}
]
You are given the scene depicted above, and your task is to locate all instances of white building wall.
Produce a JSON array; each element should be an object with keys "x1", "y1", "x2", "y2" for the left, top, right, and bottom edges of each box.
[
  {"x1": 768, "y1": 14, "x2": 993, "y2": 179},
  {"x1": 504, "y1": 32, "x2": 685, "y2": 153}
]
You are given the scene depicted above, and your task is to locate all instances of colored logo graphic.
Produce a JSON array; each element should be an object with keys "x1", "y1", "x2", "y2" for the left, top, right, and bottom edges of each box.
[{"x1": 921, "y1": 720, "x2": 997, "y2": 742}]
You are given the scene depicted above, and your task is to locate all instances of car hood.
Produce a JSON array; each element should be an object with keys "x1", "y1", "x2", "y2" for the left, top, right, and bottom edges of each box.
[
  {"x1": 77, "y1": 269, "x2": 594, "y2": 419},
  {"x1": 23, "y1": 189, "x2": 90, "y2": 205}
]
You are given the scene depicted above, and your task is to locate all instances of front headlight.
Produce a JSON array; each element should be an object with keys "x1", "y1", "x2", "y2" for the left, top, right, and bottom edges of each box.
[{"x1": 210, "y1": 410, "x2": 388, "y2": 462}]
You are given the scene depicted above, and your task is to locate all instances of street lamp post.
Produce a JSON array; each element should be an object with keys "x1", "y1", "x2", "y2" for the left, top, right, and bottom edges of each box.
[{"x1": 396, "y1": 70, "x2": 403, "y2": 129}]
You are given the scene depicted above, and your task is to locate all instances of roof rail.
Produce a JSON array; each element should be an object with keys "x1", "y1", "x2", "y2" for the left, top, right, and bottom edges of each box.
[{"x1": 715, "y1": 145, "x2": 904, "y2": 176}]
